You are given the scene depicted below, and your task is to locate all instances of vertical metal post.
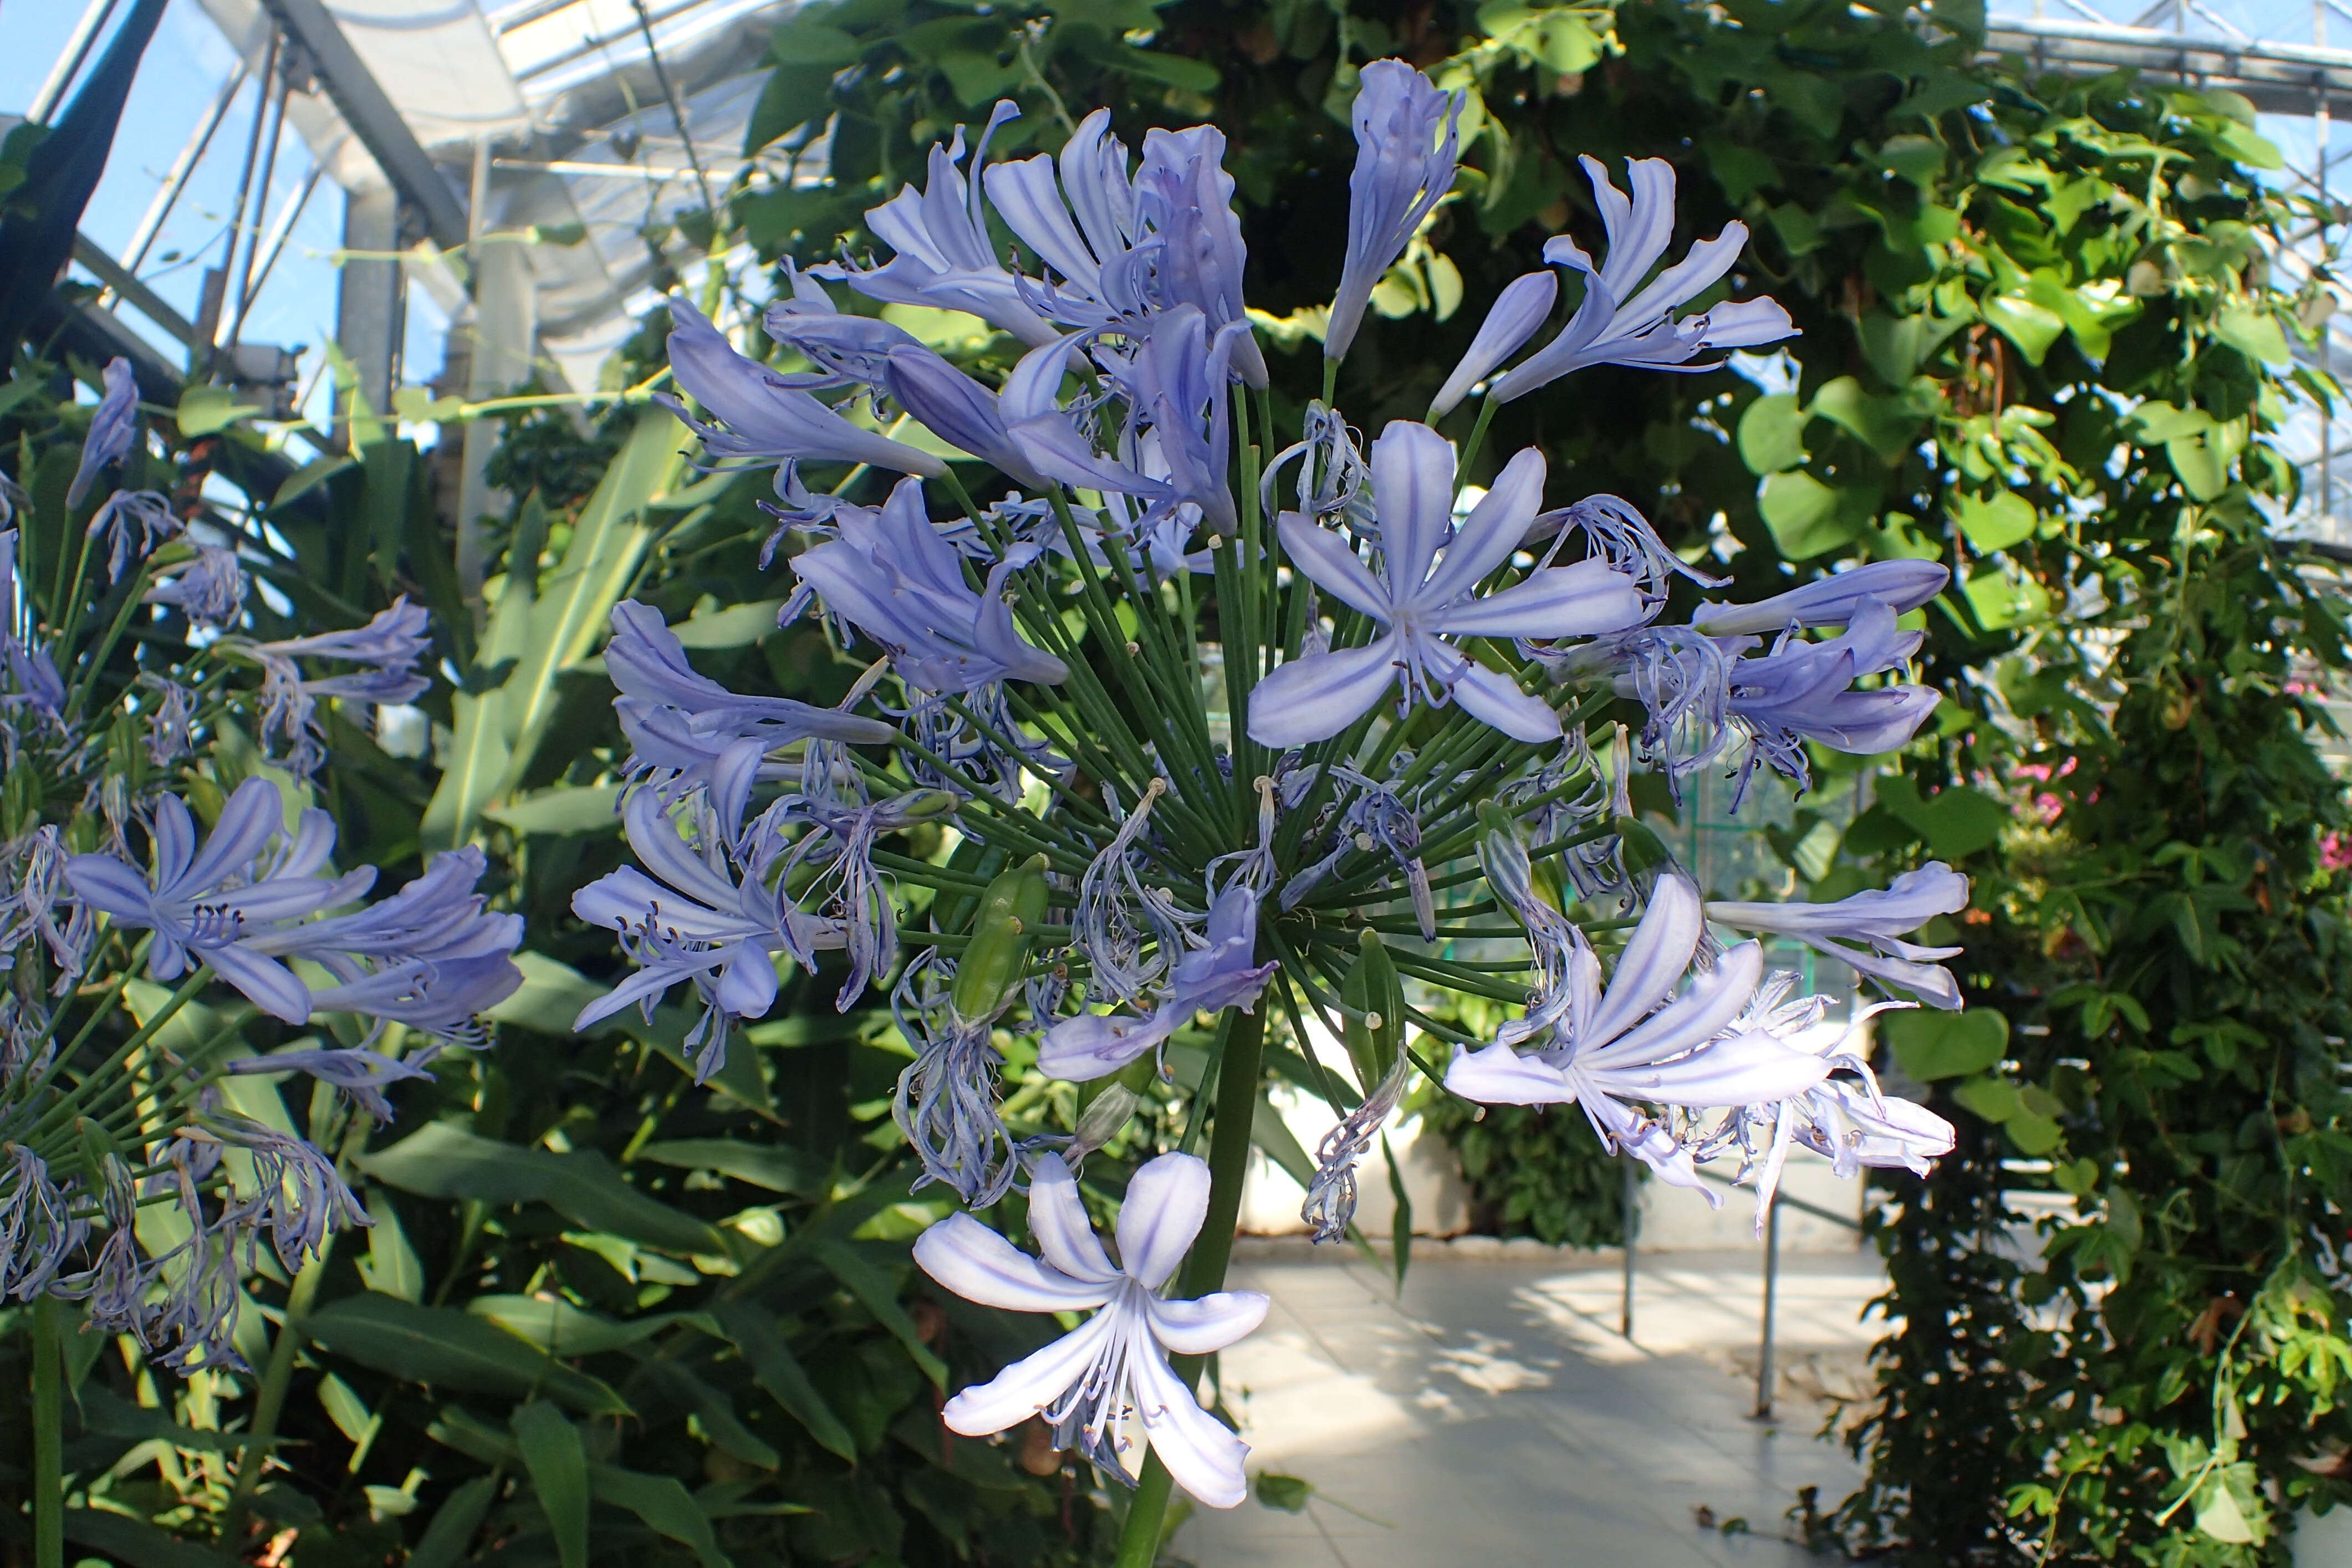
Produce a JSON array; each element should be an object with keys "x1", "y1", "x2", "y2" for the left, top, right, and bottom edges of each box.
[
  {"x1": 336, "y1": 183, "x2": 406, "y2": 436},
  {"x1": 1754, "y1": 1197, "x2": 1783, "y2": 1419},
  {"x1": 1620, "y1": 1156, "x2": 1638, "y2": 1341}
]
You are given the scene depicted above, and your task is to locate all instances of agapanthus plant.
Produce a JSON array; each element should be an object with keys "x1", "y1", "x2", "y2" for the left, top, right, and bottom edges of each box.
[
  {"x1": 575, "y1": 62, "x2": 1958, "y2": 1544},
  {"x1": 0, "y1": 364, "x2": 524, "y2": 1377}
]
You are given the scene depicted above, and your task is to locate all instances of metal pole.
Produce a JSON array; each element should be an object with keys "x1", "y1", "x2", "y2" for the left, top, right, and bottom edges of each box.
[
  {"x1": 225, "y1": 47, "x2": 293, "y2": 350},
  {"x1": 1754, "y1": 1197, "x2": 1783, "y2": 1419},
  {"x1": 26, "y1": 0, "x2": 120, "y2": 124},
  {"x1": 116, "y1": 65, "x2": 249, "y2": 279},
  {"x1": 1620, "y1": 1156, "x2": 1637, "y2": 1340}
]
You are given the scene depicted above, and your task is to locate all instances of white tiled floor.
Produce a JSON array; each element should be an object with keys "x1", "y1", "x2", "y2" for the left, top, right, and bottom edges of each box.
[{"x1": 1171, "y1": 1245, "x2": 1887, "y2": 1567}]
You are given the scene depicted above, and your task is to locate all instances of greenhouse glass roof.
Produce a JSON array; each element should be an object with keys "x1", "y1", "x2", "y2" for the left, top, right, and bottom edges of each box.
[{"x1": 9, "y1": 0, "x2": 2352, "y2": 543}]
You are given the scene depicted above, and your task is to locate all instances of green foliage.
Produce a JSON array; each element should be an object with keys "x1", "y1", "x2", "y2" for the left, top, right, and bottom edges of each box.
[{"x1": 1417, "y1": 1093, "x2": 1627, "y2": 1247}]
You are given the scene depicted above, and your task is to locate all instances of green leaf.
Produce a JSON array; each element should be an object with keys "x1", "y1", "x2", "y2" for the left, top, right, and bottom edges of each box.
[
  {"x1": 513, "y1": 1402, "x2": 591, "y2": 1568},
  {"x1": 76, "y1": 1386, "x2": 263, "y2": 1455},
  {"x1": 423, "y1": 412, "x2": 675, "y2": 848},
  {"x1": 2166, "y1": 423, "x2": 2243, "y2": 500},
  {"x1": 1877, "y1": 778, "x2": 2007, "y2": 860},
  {"x1": 814, "y1": 1239, "x2": 949, "y2": 1388},
  {"x1": 670, "y1": 600, "x2": 787, "y2": 648},
  {"x1": 483, "y1": 784, "x2": 623, "y2": 836},
  {"x1": 1981, "y1": 292, "x2": 2067, "y2": 365},
  {"x1": 176, "y1": 384, "x2": 261, "y2": 437},
  {"x1": 1115, "y1": 45, "x2": 1221, "y2": 93},
  {"x1": 1963, "y1": 566, "x2": 2049, "y2": 631},
  {"x1": 2003, "y1": 1112, "x2": 2060, "y2": 1154},
  {"x1": 1251, "y1": 1089, "x2": 1317, "y2": 1189},
  {"x1": 636, "y1": 1358, "x2": 780, "y2": 1469},
  {"x1": 1809, "y1": 376, "x2": 1920, "y2": 463},
  {"x1": 1875, "y1": 134, "x2": 1943, "y2": 190},
  {"x1": 1952, "y1": 491, "x2": 2036, "y2": 552},
  {"x1": 484, "y1": 951, "x2": 605, "y2": 1033},
  {"x1": 594, "y1": 1467, "x2": 736, "y2": 1568},
  {"x1": 303, "y1": 1292, "x2": 630, "y2": 1414},
  {"x1": 360, "y1": 1122, "x2": 726, "y2": 1256},
  {"x1": 1758, "y1": 471, "x2": 1871, "y2": 560},
  {"x1": 62, "y1": 1510, "x2": 237, "y2": 1568},
  {"x1": 407, "y1": 1476, "x2": 496, "y2": 1568},
  {"x1": 2125, "y1": 399, "x2": 2212, "y2": 443},
  {"x1": 357, "y1": 1191, "x2": 424, "y2": 1303},
  {"x1": 1951, "y1": 1077, "x2": 2020, "y2": 1122},
  {"x1": 1256, "y1": 1472, "x2": 1317, "y2": 1512},
  {"x1": 714, "y1": 1301, "x2": 859, "y2": 1460},
  {"x1": 1886, "y1": 1009, "x2": 2009, "y2": 1080},
  {"x1": 467, "y1": 1294, "x2": 722, "y2": 1357},
  {"x1": 637, "y1": 1138, "x2": 826, "y2": 1195},
  {"x1": 1736, "y1": 393, "x2": 1808, "y2": 474}
]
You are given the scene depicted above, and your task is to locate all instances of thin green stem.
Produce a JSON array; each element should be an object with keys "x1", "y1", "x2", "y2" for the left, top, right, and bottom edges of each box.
[
  {"x1": 1111, "y1": 999, "x2": 1268, "y2": 1567},
  {"x1": 32, "y1": 1295, "x2": 63, "y2": 1568},
  {"x1": 220, "y1": 1240, "x2": 335, "y2": 1546}
]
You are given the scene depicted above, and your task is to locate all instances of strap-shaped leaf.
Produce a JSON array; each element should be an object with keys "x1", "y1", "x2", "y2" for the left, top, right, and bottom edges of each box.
[
  {"x1": 637, "y1": 1139, "x2": 826, "y2": 1196},
  {"x1": 594, "y1": 1467, "x2": 734, "y2": 1568},
  {"x1": 813, "y1": 1239, "x2": 947, "y2": 1388},
  {"x1": 62, "y1": 1508, "x2": 234, "y2": 1568},
  {"x1": 631, "y1": 1358, "x2": 779, "y2": 1470},
  {"x1": 511, "y1": 1402, "x2": 590, "y2": 1568},
  {"x1": 303, "y1": 1293, "x2": 630, "y2": 1416},
  {"x1": 360, "y1": 1121, "x2": 726, "y2": 1256},
  {"x1": 468, "y1": 1294, "x2": 722, "y2": 1358},
  {"x1": 712, "y1": 1302, "x2": 857, "y2": 1460},
  {"x1": 406, "y1": 1475, "x2": 496, "y2": 1568}
]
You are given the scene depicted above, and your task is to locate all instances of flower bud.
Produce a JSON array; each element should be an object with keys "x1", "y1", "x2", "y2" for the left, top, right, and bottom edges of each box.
[
  {"x1": 1340, "y1": 927, "x2": 1404, "y2": 1094},
  {"x1": 1071, "y1": 1081, "x2": 1141, "y2": 1159},
  {"x1": 951, "y1": 853, "x2": 1050, "y2": 1027}
]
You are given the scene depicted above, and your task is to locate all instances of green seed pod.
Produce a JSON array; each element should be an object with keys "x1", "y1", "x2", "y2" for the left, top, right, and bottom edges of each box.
[
  {"x1": 950, "y1": 852, "x2": 1050, "y2": 1026},
  {"x1": 1340, "y1": 927, "x2": 1404, "y2": 1095}
]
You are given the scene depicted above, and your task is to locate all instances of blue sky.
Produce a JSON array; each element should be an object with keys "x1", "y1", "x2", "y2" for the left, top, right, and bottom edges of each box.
[{"x1": 5, "y1": 0, "x2": 447, "y2": 413}]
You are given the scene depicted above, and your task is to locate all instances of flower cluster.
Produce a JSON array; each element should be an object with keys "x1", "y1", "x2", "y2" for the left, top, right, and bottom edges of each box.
[
  {"x1": 0, "y1": 362, "x2": 522, "y2": 1372},
  {"x1": 575, "y1": 60, "x2": 1960, "y2": 1513}
]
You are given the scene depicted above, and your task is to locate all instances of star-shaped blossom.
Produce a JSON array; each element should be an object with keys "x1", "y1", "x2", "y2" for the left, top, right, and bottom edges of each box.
[
  {"x1": 1445, "y1": 878, "x2": 1831, "y2": 1196},
  {"x1": 1248, "y1": 423, "x2": 1646, "y2": 747},
  {"x1": 64, "y1": 778, "x2": 371, "y2": 1023},
  {"x1": 663, "y1": 299, "x2": 947, "y2": 477},
  {"x1": 914, "y1": 1151, "x2": 1268, "y2": 1507}
]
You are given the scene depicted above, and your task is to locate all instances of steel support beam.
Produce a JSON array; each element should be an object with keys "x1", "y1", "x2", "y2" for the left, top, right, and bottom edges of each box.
[
  {"x1": 253, "y1": 0, "x2": 470, "y2": 249},
  {"x1": 337, "y1": 183, "x2": 405, "y2": 423},
  {"x1": 1987, "y1": 14, "x2": 2352, "y2": 112}
]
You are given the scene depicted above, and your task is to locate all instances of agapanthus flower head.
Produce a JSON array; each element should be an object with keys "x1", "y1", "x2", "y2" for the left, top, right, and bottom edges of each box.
[
  {"x1": 67, "y1": 356, "x2": 140, "y2": 510},
  {"x1": 238, "y1": 598, "x2": 434, "y2": 779},
  {"x1": 1300, "y1": 1056, "x2": 1411, "y2": 1242},
  {"x1": 0, "y1": 1146, "x2": 88, "y2": 1300},
  {"x1": 571, "y1": 788, "x2": 841, "y2": 1079},
  {"x1": 914, "y1": 1151, "x2": 1268, "y2": 1505},
  {"x1": 1723, "y1": 600, "x2": 1941, "y2": 794},
  {"x1": 1695, "y1": 559, "x2": 1950, "y2": 637},
  {"x1": 824, "y1": 104, "x2": 1059, "y2": 346},
  {"x1": 1326, "y1": 60, "x2": 1462, "y2": 362},
  {"x1": 1251, "y1": 425, "x2": 1647, "y2": 747},
  {"x1": 892, "y1": 951, "x2": 1026, "y2": 1206},
  {"x1": 229, "y1": 1045, "x2": 437, "y2": 1123}
]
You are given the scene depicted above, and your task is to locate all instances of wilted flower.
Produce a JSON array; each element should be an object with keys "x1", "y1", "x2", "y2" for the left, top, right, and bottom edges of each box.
[
  {"x1": 914, "y1": 1152, "x2": 1267, "y2": 1505},
  {"x1": 86, "y1": 489, "x2": 180, "y2": 581},
  {"x1": 1040, "y1": 883, "x2": 1275, "y2": 1081},
  {"x1": 145, "y1": 542, "x2": 249, "y2": 627}
]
